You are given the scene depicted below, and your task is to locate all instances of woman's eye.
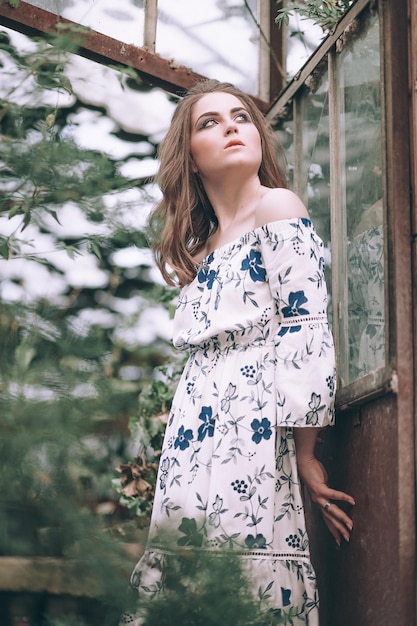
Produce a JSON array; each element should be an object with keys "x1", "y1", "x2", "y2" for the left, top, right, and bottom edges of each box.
[
  {"x1": 199, "y1": 118, "x2": 216, "y2": 130},
  {"x1": 235, "y1": 112, "x2": 250, "y2": 122}
]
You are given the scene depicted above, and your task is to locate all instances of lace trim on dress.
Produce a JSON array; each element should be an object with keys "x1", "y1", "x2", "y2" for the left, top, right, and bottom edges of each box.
[
  {"x1": 279, "y1": 314, "x2": 328, "y2": 326},
  {"x1": 147, "y1": 545, "x2": 312, "y2": 562}
]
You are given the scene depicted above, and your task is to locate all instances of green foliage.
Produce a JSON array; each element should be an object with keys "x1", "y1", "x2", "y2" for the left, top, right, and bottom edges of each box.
[
  {"x1": 0, "y1": 301, "x2": 136, "y2": 623},
  {"x1": 0, "y1": 21, "x2": 177, "y2": 625},
  {"x1": 113, "y1": 356, "x2": 185, "y2": 522},
  {"x1": 129, "y1": 540, "x2": 293, "y2": 626},
  {"x1": 0, "y1": 37, "x2": 132, "y2": 260},
  {"x1": 276, "y1": 0, "x2": 354, "y2": 32}
]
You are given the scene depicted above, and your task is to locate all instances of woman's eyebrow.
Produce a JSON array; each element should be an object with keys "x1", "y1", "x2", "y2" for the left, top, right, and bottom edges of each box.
[
  {"x1": 194, "y1": 106, "x2": 248, "y2": 127},
  {"x1": 195, "y1": 110, "x2": 218, "y2": 125}
]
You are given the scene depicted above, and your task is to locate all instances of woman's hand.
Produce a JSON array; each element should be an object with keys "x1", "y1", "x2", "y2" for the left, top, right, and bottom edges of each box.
[{"x1": 293, "y1": 428, "x2": 355, "y2": 546}]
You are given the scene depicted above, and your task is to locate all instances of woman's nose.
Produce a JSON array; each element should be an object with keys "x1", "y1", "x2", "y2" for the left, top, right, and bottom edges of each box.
[{"x1": 225, "y1": 123, "x2": 238, "y2": 135}]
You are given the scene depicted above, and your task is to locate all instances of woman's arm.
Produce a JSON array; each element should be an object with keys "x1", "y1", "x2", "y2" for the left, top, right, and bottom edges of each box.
[{"x1": 293, "y1": 427, "x2": 355, "y2": 546}]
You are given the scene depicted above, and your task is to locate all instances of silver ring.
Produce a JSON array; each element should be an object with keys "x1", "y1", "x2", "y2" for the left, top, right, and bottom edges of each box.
[{"x1": 323, "y1": 501, "x2": 332, "y2": 511}]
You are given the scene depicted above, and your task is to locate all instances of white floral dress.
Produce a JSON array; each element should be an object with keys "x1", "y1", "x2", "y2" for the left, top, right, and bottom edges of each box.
[{"x1": 122, "y1": 217, "x2": 336, "y2": 625}]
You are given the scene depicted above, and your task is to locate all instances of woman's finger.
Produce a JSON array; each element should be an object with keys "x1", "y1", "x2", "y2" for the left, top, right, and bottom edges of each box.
[
  {"x1": 323, "y1": 516, "x2": 344, "y2": 546},
  {"x1": 325, "y1": 488, "x2": 356, "y2": 506},
  {"x1": 321, "y1": 500, "x2": 353, "y2": 543}
]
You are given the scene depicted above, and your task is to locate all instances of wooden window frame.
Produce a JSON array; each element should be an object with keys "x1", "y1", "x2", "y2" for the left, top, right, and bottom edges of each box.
[{"x1": 267, "y1": 0, "x2": 411, "y2": 410}]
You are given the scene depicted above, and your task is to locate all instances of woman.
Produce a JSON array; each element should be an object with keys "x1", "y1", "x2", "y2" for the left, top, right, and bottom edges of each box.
[{"x1": 122, "y1": 79, "x2": 354, "y2": 625}]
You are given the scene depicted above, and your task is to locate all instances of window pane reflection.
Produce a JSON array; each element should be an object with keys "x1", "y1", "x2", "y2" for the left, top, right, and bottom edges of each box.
[
  {"x1": 296, "y1": 70, "x2": 333, "y2": 324},
  {"x1": 338, "y1": 13, "x2": 384, "y2": 385},
  {"x1": 273, "y1": 82, "x2": 333, "y2": 325},
  {"x1": 23, "y1": 0, "x2": 145, "y2": 47}
]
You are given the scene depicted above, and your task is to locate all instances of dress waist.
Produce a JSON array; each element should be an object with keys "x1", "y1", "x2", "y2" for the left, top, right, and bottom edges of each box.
[
  {"x1": 188, "y1": 338, "x2": 276, "y2": 357},
  {"x1": 176, "y1": 314, "x2": 329, "y2": 356}
]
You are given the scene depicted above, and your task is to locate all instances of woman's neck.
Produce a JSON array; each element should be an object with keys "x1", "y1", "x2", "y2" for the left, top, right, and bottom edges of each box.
[
  {"x1": 205, "y1": 176, "x2": 263, "y2": 227},
  {"x1": 200, "y1": 176, "x2": 268, "y2": 254}
]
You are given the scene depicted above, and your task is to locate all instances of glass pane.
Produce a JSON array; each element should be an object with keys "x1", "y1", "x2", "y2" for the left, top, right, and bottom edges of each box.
[
  {"x1": 285, "y1": 16, "x2": 323, "y2": 79},
  {"x1": 337, "y1": 12, "x2": 384, "y2": 385},
  {"x1": 272, "y1": 82, "x2": 333, "y2": 326},
  {"x1": 23, "y1": 0, "x2": 145, "y2": 47},
  {"x1": 24, "y1": 0, "x2": 260, "y2": 94},
  {"x1": 296, "y1": 69, "x2": 333, "y2": 324},
  {"x1": 157, "y1": 0, "x2": 259, "y2": 94},
  {"x1": 296, "y1": 69, "x2": 331, "y2": 243},
  {"x1": 271, "y1": 100, "x2": 295, "y2": 191}
]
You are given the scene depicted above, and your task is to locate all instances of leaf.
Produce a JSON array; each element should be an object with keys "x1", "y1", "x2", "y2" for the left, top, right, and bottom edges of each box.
[
  {"x1": 0, "y1": 238, "x2": 10, "y2": 259},
  {"x1": 177, "y1": 517, "x2": 204, "y2": 547},
  {"x1": 290, "y1": 29, "x2": 305, "y2": 38},
  {"x1": 88, "y1": 240, "x2": 102, "y2": 260},
  {"x1": 21, "y1": 211, "x2": 31, "y2": 231},
  {"x1": 15, "y1": 343, "x2": 36, "y2": 371},
  {"x1": 8, "y1": 204, "x2": 24, "y2": 218},
  {"x1": 46, "y1": 208, "x2": 61, "y2": 224},
  {"x1": 58, "y1": 75, "x2": 73, "y2": 94},
  {"x1": 56, "y1": 242, "x2": 82, "y2": 259},
  {"x1": 275, "y1": 0, "x2": 353, "y2": 32}
]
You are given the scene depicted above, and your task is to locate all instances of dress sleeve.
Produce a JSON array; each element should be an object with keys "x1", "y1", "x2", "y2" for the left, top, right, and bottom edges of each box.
[{"x1": 259, "y1": 217, "x2": 336, "y2": 428}]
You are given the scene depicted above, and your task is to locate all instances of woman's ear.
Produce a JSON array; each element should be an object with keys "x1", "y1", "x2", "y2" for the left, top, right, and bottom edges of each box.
[{"x1": 190, "y1": 158, "x2": 199, "y2": 174}]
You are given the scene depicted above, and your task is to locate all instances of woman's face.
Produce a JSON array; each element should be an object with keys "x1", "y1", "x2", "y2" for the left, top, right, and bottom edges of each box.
[{"x1": 189, "y1": 91, "x2": 262, "y2": 183}]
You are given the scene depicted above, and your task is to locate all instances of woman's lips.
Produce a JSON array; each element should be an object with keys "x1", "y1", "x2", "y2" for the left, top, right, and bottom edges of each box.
[{"x1": 224, "y1": 140, "x2": 244, "y2": 149}]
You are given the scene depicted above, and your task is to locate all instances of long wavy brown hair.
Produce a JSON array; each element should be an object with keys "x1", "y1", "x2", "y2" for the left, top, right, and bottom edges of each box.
[{"x1": 148, "y1": 79, "x2": 287, "y2": 287}]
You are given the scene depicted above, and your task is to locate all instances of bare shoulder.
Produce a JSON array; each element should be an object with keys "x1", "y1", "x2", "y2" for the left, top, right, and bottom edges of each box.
[{"x1": 255, "y1": 188, "x2": 309, "y2": 228}]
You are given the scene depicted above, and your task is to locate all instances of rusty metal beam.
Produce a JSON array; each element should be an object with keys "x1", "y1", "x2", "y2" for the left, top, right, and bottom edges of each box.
[
  {"x1": 0, "y1": 0, "x2": 205, "y2": 96},
  {"x1": 0, "y1": 0, "x2": 269, "y2": 111}
]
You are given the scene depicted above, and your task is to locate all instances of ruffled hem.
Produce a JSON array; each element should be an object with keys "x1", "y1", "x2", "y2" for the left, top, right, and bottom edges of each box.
[{"x1": 120, "y1": 546, "x2": 319, "y2": 626}]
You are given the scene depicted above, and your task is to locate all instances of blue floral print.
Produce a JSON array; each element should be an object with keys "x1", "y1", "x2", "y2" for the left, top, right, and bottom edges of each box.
[
  {"x1": 251, "y1": 417, "x2": 273, "y2": 443},
  {"x1": 125, "y1": 218, "x2": 336, "y2": 626},
  {"x1": 174, "y1": 425, "x2": 194, "y2": 450},
  {"x1": 241, "y1": 249, "x2": 267, "y2": 282},
  {"x1": 282, "y1": 290, "x2": 309, "y2": 318},
  {"x1": 197, "y1": 406, "x2": 215, "y2": 441},
  {"x1": 197, "y1": 252, "x2": 217, "y2": 288},
  {"x1": 278, "y1": 290, "x2": 310, "y2": 336},
  {"x1": 281, "y1": 587, "x2": 292, "y2": 606},
  {"x1": 231, "y1": 479, "x2": 248, "y2": 494},
  {"x1": 198, "y1": 267, "x2": 217, "y2": 289}
]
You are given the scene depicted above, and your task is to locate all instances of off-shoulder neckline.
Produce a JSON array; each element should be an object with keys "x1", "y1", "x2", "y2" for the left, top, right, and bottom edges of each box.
[{"x1": 194, "y1": 216, "x2": 312, "y2": 269}]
